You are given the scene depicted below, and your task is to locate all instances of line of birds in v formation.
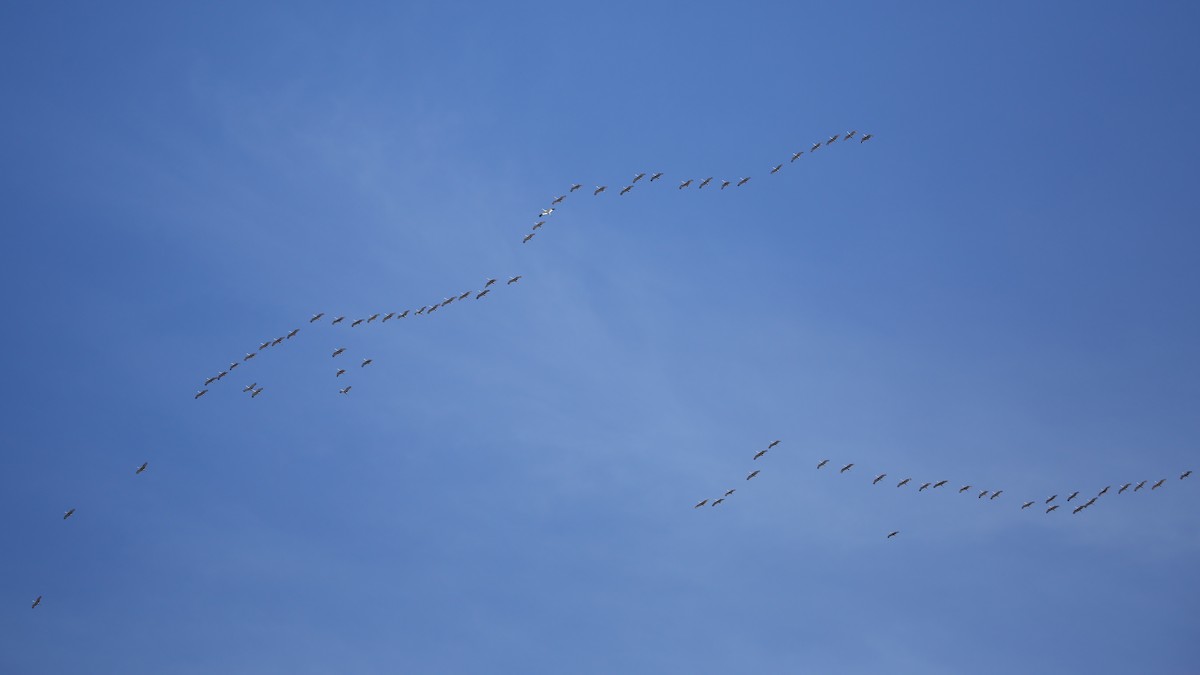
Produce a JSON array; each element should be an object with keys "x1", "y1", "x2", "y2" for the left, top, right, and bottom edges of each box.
[
  {"x1": 695, "y1": 439, "x2": 1194, "y2": 539},
  {"x1": 30, "y1": 127, "x2": 1189, "y2": 611}
]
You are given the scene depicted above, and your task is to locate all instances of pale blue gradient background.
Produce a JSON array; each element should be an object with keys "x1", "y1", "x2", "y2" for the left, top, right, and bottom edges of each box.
[{"x1": 2, "y1": 2, "x2": 1198, "y2": 673}]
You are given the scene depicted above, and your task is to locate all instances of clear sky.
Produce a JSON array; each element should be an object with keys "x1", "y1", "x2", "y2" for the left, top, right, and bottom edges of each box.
[{"x1": 2, "y1": 2, "x2": 1198, "y2": 673}]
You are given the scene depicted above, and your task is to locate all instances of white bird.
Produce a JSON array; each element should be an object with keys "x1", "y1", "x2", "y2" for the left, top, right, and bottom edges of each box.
[
  {"x1": 367, "y1": 313, "x2": 381, "y2": 323},
  {"x1": 678, "y1": 179, "x2": 692, "y2": 189},
  {"x1": 632, "y1": 172, "x2": 646, "y2": 183},
  {"x1": 339, "y1": 386, "x2": 352, "y2": 395},
  {"x1": 699, "y1": 177, "x2": 713, "y2": 189},
  {"x1": 351, "y1": 319, "x2": 364, "y2": 327},
  {"x1": 476, "y1": 289, "x2": 491, "y2": 299},
  {"x1": 310, "y1": 313, "x2": 325, "y2": 323},
  {"x1": 1021, "y1": 501, "x2": 1034, "y2": 509},
  {"x1": 251, "y1": 387, "x2": 263, "y2": 398},
  {"x1": 594, "y1": 185, "x2": 607, "y2": 195},
  {"x1": 336, "y1": 369, "x2": 346, "y2": 377},
  {"x1": 747, "y1": 470, "x2": 760, "y2": 480},
  {"x1": 620, "y1": 185, "x2": 633, "y2": 195},
  {"x1": 860, "y1": 133, "x2": 873, "y2": 143},
  {"x1": 135, "y1": 462, "x2": 148, "y2": 474},
  {"x1": 720, "y1": 180, "x2": 731, "y2": 190},
  {"x1": 736, "y1": 177, "x2": 751, "y2": 186},
  {"x1": 770, "y1": 164, "x2": 782, "y2": 174},
  {"x1": 332, "y1": 347, "x2": 346, "y2": 358},
  {"x1": 522, "y1": 232, "x2": 535, "y2": 244},
  {"x1": 840, "y1": 463, "x2": 854, "y2": 473},
  {"x1": 551, "y1": 195, "x2": 565, "y2": 205},
  {"x1": 650, "y1": 172, "x2": 664, "y2": 181},
  {"x1": 791, "y1": 151, "x2": 803, "y2": 162},
  {"x1": 694, "y1": 499, "x2": 708, "y2": 509},
  {"x1": 194, "y1": 389, "x2": 208, "y2": 399},
  {"x1": 897, "y1": 478, "x2": 911, "y2": 487},
  {"x1": 918, "y1": 482, "x2": 932, "y2": 491},
  {"x1": 242, "y1": 383, "x2": 257, "y2": 392},
  {"x1": 1151, "y1": 479, "x2": 1166, "y2": 490},
  {"x1": 331, "y1": 316, "x2": 345, "y2": 325},
  {"x1": 63, "y1": 508, "x2": 75, "y2": 520},
  {"x1": 31, "y1": 596, "x2": 41, "y2": 609},
  {"x1": 540, "y1": 208, "x2": 555, "y2": 217},
  {"x1": 361, "y1": 359, "x2": 373, "y2": 368},
  {"x1": 817, "y1": 459, "x2": 829, "y2": 469},
  {"x1": 873, "y1": 473, "x2": 886, "y2": 484},
  {"x1": 570, "y1": 184, "x2": 582, "y2": 192},
  {"x1": 887, "y1": 531, "x2": 899, "y2": 539},
  {"x1": 508, "y1": 275, "x2": 522, "y2": 285}
]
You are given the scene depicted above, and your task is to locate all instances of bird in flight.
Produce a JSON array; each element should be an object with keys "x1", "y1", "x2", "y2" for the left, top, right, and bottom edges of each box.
[
  {"x1": 840, "y1": 463, "x2": 854, "y2": 473},
  {"x1": 539, "y1": 208, "x2": 555, "y2": 217},
  {"x1": 720, "y1": 180, "x2": 731, "y2": 190},
  {"x1": 136, "y1": 462, "x2": 148, "y2": 475},
  {"x1": 382, "y1": 312, "x2": 395, "y2": 322},
  {"x1": 746, "y1": 470, "x2": 761, "y2": 480},
  {"x1": 63, "y1": 508, "x2": 76, "y2": 520},
  {"x1": 887, "y1": 531, "x2": 899, "y2": 539},
  {"x1": 361, "y1": 359, "x2": 373, "y2": 368},
  {"x1": 310, "y1": 313, "x2": 325, "y2": 323},
  {"x1": 1097, "y1": 486, "x2": 1110, "y2": 497},
  {"x1": 336, "y1": 369, "x2": 346, "y2": 377},
  {"x1": 194, "y1": 389, "x2": 208, "y2": 399},
  {"x1": 723, "y1": 489, "x2": 736, "y2": 497},
  {"x1": 551, "y1": 195, "x2": 565, "y2": 205},
  {"x1": 367, "y1": 313, "x2": 380, "y2": 323},
  {"x1": 1118, "y1": 483, "x2": 1132, "y2": 494},
  {"x1": 631, "y1": 172, "x2": 646, "y2": 184},
  {"x1": 331, "y1": 316, "x2": 345, "y2": 325},
  {"x1": 271, "y1": 336, "x2": 284, "y2": 346},
  {"x1": 339, "y1": 386, "x2": 352, "y2": 395},
  {"x1": 351, "y1": 319, "x2": 364, "y2": 327},
  {"x1": 484, "y1": 278, "x2": 496, "y2": 287},
  {"x1": 1021, "y1": 501, "x2": 1034, "y2": 509},
  {"x1": 768, "y1": 440, "x2": 780, "y2": 449},
  {"x1": 1045, "y1": 495, "x2": 1057, "y2": 504},
  {"x1": 1083, "y1": 497, "x2": 1097, "y2": 508},
  {"x1": 918, "y1": 482, "x2": 931, "y2": 492},
  {"x1": 699, "y1": 177, "x2": 712, "y2": 189},
  {"x1": 1072, "y1": 505, "x2": 1086, "y2": 514},
  {"x1": 508, "y1": 275, "x2": 522, "y2": 285},
  {"x1": 457, "y1": 291, "x2": 471, "y2": 301},
  {"x1": 978, "y1": 490, "x2": 989, "y2": 499},
  {"x1": 1134, "y1": 480, "x2": 1148, "y2": 492},
  {"x1": 826, "y1": 134, "x2": 839, "y2": 145},
  {"x1": 398, "y1": 310, "x2": 409, "y2": 318},
  {"x1": 242, "y1": 383, "x2": 257, "y2": 392},
  {"x1": 873, "y1": 473, "x2": 887, "y2": 485},
  {"x1": 531, "y1": 221, "x2": 544, "y2": 231},
  {"x1": 694, "y1": 499, "x2": 708, "y2": 509},
  {"x1": 476, "y1": 289, "x2": 491, "y2": 300},
  {"x1": 1151, "y1": 479, "x2": 1166, "y2": 490},
  {"x1": 711, "y1": 498, "x2": 724, "y2": 506},
  {"x1": 736, "y1": 177, "x2": 751, "y2": 187},
  {"x1": 678, "y1": 179, "x2": 692, "y2": 189},
  {"x1": 332, "y1": 347, "x2": 346, "y2": 358},
  {"x1": 31, "y1": 596, "x2": 42, "y2": 609},
  {"x1": 620, "y1": 185, "x2": 633, "y2": 195},
  {"x1": 287, "y1": 328, "x2": 299, "y2": 338},
  {"x1": 593, "y1": 186, "x2": 607, "y2": 195},
  {"x1": 1067, "y1": 491, "x2": 1080, "y2": 502},
  {"x1": 769, "y1": 164, "x2": 782, "y2": 174},
  {"x1": 810, "y1": 142, "x2": 822, "y2": 152},
  {"x1": 570, "y1": 184, "x2": 582, "y2": 192},
  {"x1": 845, "y1": 130, "x2": 858, "y2": 140},
  {"x1": 251, "y1": 387, "x2": 263, "y2": 398},
  {"x1": 990, "y1": 490, "x2": 1002, "y2": 500},
  {"x1": 204, "y1": 376, "x2": 217, "y2": 387},
  {"x1": 932, "y1": 480, "x2": 948, "y2": 488},
  {"x1": 649, "y1": 172, "x2": 664, "y2": 181},
  {"x1": 753, "y1": 449, "x2": 767, "y2": 460},
  {"x1": 1046, "y1": 505, "x2": 1060, "y2": 513},
  {"x1": 817, "y1": 459, "x2": 829, "y2": 469},
  {"x1": 790, "y1": 151, "x2": 803, "y2": 162},
  {"x1": 897, "y1": 478, "x2": 911, "y2": 487},
  {"x1": 959, "y1": 485, "x2": 972, "y2": 493},
  {"x1": 1181, "y1": 470, "x2": 1192, "y2": 480},
  {"x1": 861, "y1": 134, "x2": 874, "y2": 143}
]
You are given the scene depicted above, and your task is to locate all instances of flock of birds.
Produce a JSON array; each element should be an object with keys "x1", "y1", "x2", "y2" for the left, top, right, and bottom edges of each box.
[{"x1": 694, "y1": 440, "x2": 1193, "y2": 538}]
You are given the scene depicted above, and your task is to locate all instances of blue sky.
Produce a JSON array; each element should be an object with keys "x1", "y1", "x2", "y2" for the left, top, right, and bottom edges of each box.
[{"x1": 2, "y1": 2, "x2": 1199, "y2": 673}]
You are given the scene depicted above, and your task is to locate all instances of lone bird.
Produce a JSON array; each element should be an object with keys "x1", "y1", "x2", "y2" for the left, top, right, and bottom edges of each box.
[
  {"x1": 63, "y1": 508, "x2": 75, "y2": 520},
  {"x1": 194, "y1": 389, "x2": 208, "y2": 399},
  {"x1": 694, "y1": 500, "x2": 708, "y2": 509},
  {"x1": 887, "y1": 531, "x2": 899, "y2": 539},
  {"x1": 135, "y1": 462, "x2": 148, "y2": 474},
  {"x1": 736, "y1": 177, "x2": 751, "y2": 186},
  {"x1": 770, "y1": 164, "x2": 782, "y2": 174},
  {"x1": 339, "y1": 386, "x2": 352, "y2": 395},
  {"x1": 873, "y1": 473, "x2": 887, "y2": 485},
  {"x1": 332, "y1": 347, "x2": 346, "y2": 358},
  {"x1": 817, "y1": 459, "x2": 829, "y2": 469},
  {"x1": 31, "y1": 596, "x2": 41, "y2": 609},
  {"x1": 1021, "y1": 501, "x2": 1034, "y2": 509},
  {"x1": 840, "y1": 463, "x2": 854, "y2": 473},
  {"x1": 310, "y1": 313, "x2": 325, "y2": 323},
  {"x1": 361, "y1": 359, "x2": 373, "y2": 368},
  {"x1": 747, "y1": 470, "x2": 761, "y2": 480}
]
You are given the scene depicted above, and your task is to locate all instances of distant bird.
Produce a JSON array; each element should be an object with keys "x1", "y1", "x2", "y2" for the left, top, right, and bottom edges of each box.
[
  {"x1": 216, "y1": 371, "x2": 228, "y2": 381},
  {"x1": 990, "y1": 490, "x2": 1003, "y2": 500},
  {"x1": 1182, "y1": 470, "x2": 1192, "y2": 480},
  {"x1": 366, "y1": 313, "x2": 380, "y2": 323},
  {"x1": 593, "y1": 185, "x2": 607, "y2": 195},
  {"x1": 770, "y1": 164, "x2": 782, "y2": 174},
  {"x1": 551, "y1": 195, "x2": 565, "y2": 205},
  {"x1": 331, "y1": 316, "x2": 345, "y2": 325},
  {"x1": 287, "y1": 328, "x2": 299, "y2": 338},
  {"x1": 1045, "y1": 495, "x2": 1057, "y2": 504},
  {"x1": 736, "y1": 177, "x2": 751, "y2": 186},
  {"x1": 817, "y1": 459, "x2": 829, "y2": 469},
  {"x1": 251, "y1": 387, "x2": 263, "y2": 398},
  {"x1": 810, "y1": 142, "x2": 821, "y2": 152},
  {"x1": 632, "y1": 172, "x2": 646, "y2": 183},
  {"x1": 768, "y1": 440, "x2": 780, "y2": 449},
  {"x1": 933, "y1": 480, "x2": 948, "y2": 488},
  {"x1": 135, "y1": 462, "x2": 148, "y2": 475},
  {"x1": 650, "y1": 172, "x2": 664, "y2": 181},
  {"x1": 508, "y1": 275, "x2": 522, "y2": 285},
  {"x1": 826, "y1": 134, "x2": 839, "y2": 145},
  {"x1": 339, "y1": 386, "x2": 352, "y2": 395},
  {"x1": 678, "y1": 179, "x2": 692, "y2": 189},
  {"x1": 382, "y1": 312, "x2": 395, "y2": 322},
  {"x1": 271, "y1": 336, "x2": 284, "y2": 346},
  {"x1": 63, "y1": 508, "x2": 75, "y2": 520},
  {"x1": 619, "y1": 185, "x2": 633, "y2": 195},
  {"x1": 570, "y1": 184, "x2": 582, "y2": 192},
  {"x1": 1083, "y1": 497, "x2": 1097, "y2": 508},
  {"x1": 1151, "y1": 479, "x2": 1166, "y2": 490},
  {"x1": 332, "y1": 347, "x2": 346, "y2": 358},
  {"x1": 1047, "y1": 505, "x2": 1060, "y2": 513},
  {"x1": 336, "y1": 369, "x2": 346, "y2": 377},
  {"x1": 959, "y1": 485, "x2": 971, "y2": 493},
  {"x1": 532, "y1": 221, "x2": 544, "y2": 231},
  {"x1": 398, "y1": 310, "x2": 409, "y2": 318},
  {"x1": 194, "y1": 389, "x2": 208, "y2": 399},
  {"x1": 840, "y1": 463, "x2": 854, "y2": 473},
  {"x1": 724, "y1": 489, "x2": 736, "y2": 497},
  {"x1": 791, "y1": 151, "x2": 803, "y2": 162},
  {"x1": 1021, "y1": 501, "x2": 1034, "y2": 509},
  {"x1": 259, "y1": 341, "x2": 271, "y2": 350},
  {"x1": 694, "y1": 499, "x2": 708, "y2": 509},
  {"x1": 978, "y1": 490, "x2": 988, "y2": 499},
  {"x1": 720, "y1": 180, "x2": 731, "y2": 190},
  {"x1": 845, "y1": 130, "x2": 858, "y2": 140},
  {"x1": 1097, "y1": 486, "x2": 1110, "y2": 497},
  {"x1": 540, "y1": 208, "x2": 555, "y2": 217},
  {"x1": 887, "y1": 531, "x2": 899, "y2": 539},
  {"x1": 476, "y1": 289, "x2": 491, "y2": 299},
  {"x1": 361, "y1": 359, "x2": 373, "y2": 368},
  {"x1": 1134, "y1": 480, "x2": 1147, "y2": 491},
  {"x1": 1118, "y1": 483, "x2": 1132, "y2": 494},
  {"x1": 699, "y1": 177, "x2": 713, "y2": 189},
  {"x1": 351, "y1": 319, "x2": 364, "y2": 327},
  {"x1": 1067, "y1": 491, "x2": 1080, "y2": 502},
  {"x1": 310, "y1": 313, "x2": 325, "y2": 323},
  {"x1": 897, "y1": 478, "x2": 911, "y2": 487},
  {"x1": 873, "y1": 473, "x2": 886, "y2": 485},
  {"x1": 860, "y1": 133, "x2": 873, "y2": 143},
  {"x1": 456, "y1": 291, "x2": 470, "y2": 301},
  {"x1": 753, "y1": 449, "x2": 767, "y2": 460},
  {"x1": 31, "y1": 596, "x2": 41, "y2": 609},
  {"x1": 918, "y1": 482, "x2": 931, "y2": 492},
  {"x1": 228, "y1": 362, "x2": 239, "y2": 370},
  {"x1": 485, "y1": 278, "x2": 496, "y2": 288},
  {"x1": 242, "y1": 383, "x2": 257, "y2": 392},
  {"x1": 428, "y1": 304, "x2": 439, "y2": 313},
  {"x1": 204, "y1": 376, "x2": 217, "y2": 386},
  {"x1": 1072, "y1": 505, "x2": 1085, "y2": 514},
  {"x1": 711, "y1": 498, "x2": 724, "y2": 506},
  {"x1": 416, "y1": 307, "x2": 427, "y2": 315},
  {"x1": 747, "y1": 470, "x2": 761, "y2": 480}
]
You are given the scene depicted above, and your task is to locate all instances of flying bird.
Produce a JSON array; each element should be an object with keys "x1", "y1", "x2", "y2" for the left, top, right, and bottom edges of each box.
[
  {"x1": 1097, "y1": 486, "x2": 1110, "y2": 497},
  {"x1": 747, "y1": 470, "x2": 761, "y2": 480},
  {"x1": 1181, "y1": 470, "x2": 1192, "y2": 480},
  {"x1": 1021, "y1": 501, "x2": 1034, "y2": 509},
  {"x1": 416, "y1": 307, "x2": 427, "y2": 315},
  {"x1": 228, "y1": 362, "x2": 239, "y2": 370},
  {"x1": 678, "y1": 179, "x2": 692, "y2": 189},
  {"x1": 699, "y1": 177, "x2": 713, "y2": 188},
  {"x1": 860, "y1": 133, "x2": 873, "y2": 143},
  {"x1": 457, "y1": 291, "x2": 471, "y2": 301},
  {"x1": 1072, "y1": 505, "x2": 1085, "y2": 514},
  {"x1": 632, "y1": 172, "x2": 646, "y2": 184},
  {"x1": 897, "y1": 478, "x2": 911, "y2": 487},
  {"x1": 873, "y1": 474, "x2": 887, "y2": 485},
  {"x1": 1046, "y1": 505, "x2": 1060, "y2": 513},
  {"x1": 933, "y1": 480, "x2": 948, "y2": 488},
  {"x1": 770, "y1": 164, "x2": 782, "y2": 174},
  {"x1": 810, "y1": 142, "x2": 822, "y2": 152},
  {"x1": 135, "y1": 462, "x2": 148, "y2": 474},
  {"x1": 242, "y1": 383, "x2": 257, "y2": 392},
  {"x1": 271, "y1": 336, "x2": 284, "y2": 346},
  {"x1": 720, "y1": 180, "x2": 731, "y2": 189},
  {"x1": 532, "y1": 221, "x2": 544, "y2": 231},
  {"x1": 840, "y1": 463, "x2": 854, "y2": 473},
  {"x1": 711, "y1": 498, "x2": 724, "y2": 506},
  {"x1": 287, "y1": 328, "x2": 299, "y2": 338},
  {"x1": 790, "y1": 151, "x2": 803, "y2": 162},
  {"x1": 753, "y1": 450, "x2": 767, "y2": 460},
  {"x1": 887, "y1": 531, "x2": 899, "y2": 539},
  {"x1": 1045, "y1": 495, "x2": 1057, "y2": 504},
  {"x1": 339, "y1": 386, "x2": 352, "y2": 395},
  {"x1": 63, "y1": 508, "x2": 75, "y2": 520},
  {"x1": 331, "y1": 316, "x2": 345, "y2": 325},
  {"x1": 918, "y1": 482, "x2": 931, "y2": 492},
  {"x1": 336, "y1": 369, "x2": 346, "y2": 377},
  {"x1": 204, "y1": 376, "x2": 217, "y2": 386},
  {"x1": 398, "y1": 310, "x2": 409, "y2": 318},
  {"x1": 310, "y1": 313, "x2": 325, "y2": 323},
  {"x1": 649, "y1": 172, "x2": 664, "y2": 181},
  {"x1": 1151, "y1": 479, "x2": 1166, "y2": 490},
  {"x1": 826, "y1": 134, "x2": 839, "y2": 145},
  {"x1": 1134, "y1": 480, "x2": 1147, "y2": 491},
  {"x1": 978, "y1": 490, "x2": 988, "y2": 499},
  {"x1": 251, "y1": 387, "x2": 263, "y2": 398},
  {"x1": 959, "y1": 485, "x2": 971, "y2": 493},
  {"x1": 1083, "y1": 497, "x2": 1097, "y2": 508},
  {"x1": 817, "y1": 459, "x2": 829, "y2": 469},
  {"x1": 694, "y1": 500, "x2": 708, "y2": 509},
  {"x1": 350, "y1": 319, "x2": 364, "y2": 327},
  {"x1": 570, "y1": 184, "x2": 582, "y2": 192},
  {"x1": 1118, "y1": 483, "x2": 1132, "y2": 494},
  {"x1": 539, "y1": 208, "x2": 555, "y2": 217},
  {"x1": 990, "y1": 490, "x2": 1003, "y2": 500},
  {"x1": 31, "y1": 596, "x2": 41, "y2": 609},
  {"x1": 367, "y1": 313, "x2": 380, "y2": 323},
  {"x1": 240, "y1": 353, "x2": 254, "y2": 362},
  {"x1": 594, "y1": 185, "x2": 607, "y2": 195},
  {"x1": 768, "y1": 440, "x2": 780, "y2": 449},
  {"x1": 476, "y1": 289, "x2": 491, "y2": 299},
  {"x1": 1067, "y1": 491, "x2": 1080, "y2": 501},
  {"x1": 619, "y1": 185, "x2": 633, "y2": 195},
  {"x1": 845, "y1": 130, "x2": 858, "y2": 140},
  {"x1": 361, "y1": 359, "x2": 373, "y2": 368},
  {"x1": 724, "y1": 489, "x2": 736, "y2": 497},
  {"x1": 551, "y1": 195, "x2": 565, "y2": 205},
  {"x1": 736, "y1": 177, "x2": 751, "y2": 186},
  {"x1": 194, "y1": 389, "x2": 208, "y2": 399},
  {"x1": 508, "y1": 275, "x2": 522, "y2": 285},
  {"x1": 259, "y1": 341, "x2": 271, "y2": 350},
  {"x1": 215, "y1": 371, "x2": 228, "y2": 381},
  {"x1": 382, "y1": 312, "x2": 395, "y2": 322},
  {"x1": 332, "y1": 347, "x2": 346, "y2": 358}
]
